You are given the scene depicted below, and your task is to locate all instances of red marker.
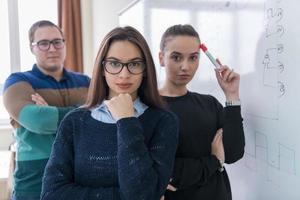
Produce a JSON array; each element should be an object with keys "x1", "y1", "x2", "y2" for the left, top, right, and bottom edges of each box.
[{"x1": 199, "y1": 43, "x2": 221, "y2": 68}]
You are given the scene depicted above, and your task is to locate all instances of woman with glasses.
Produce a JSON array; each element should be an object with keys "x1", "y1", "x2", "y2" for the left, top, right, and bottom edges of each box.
[{"x1": 41, "y1": 26, "x2": 179, "y2": 200}]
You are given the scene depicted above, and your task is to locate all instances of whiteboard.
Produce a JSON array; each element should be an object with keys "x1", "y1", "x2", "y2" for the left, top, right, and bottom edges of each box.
[{"x1": 119, "y1": 0, "x2": 300, "y2": 199}]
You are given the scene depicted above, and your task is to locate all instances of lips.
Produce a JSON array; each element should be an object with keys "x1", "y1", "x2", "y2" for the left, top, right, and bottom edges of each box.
[
  {"x1": 47, "y1": 53, "x2": 60, "y2": 58},
  {"x1": 47, "y1": 56, "x2": 60, "y2": 59},
  {"x1": 178, "y1": 74, "x2": 190, "y2": 79},
  {"x1": 116, "y1": 83, "x2": 132, "y2": 89}
]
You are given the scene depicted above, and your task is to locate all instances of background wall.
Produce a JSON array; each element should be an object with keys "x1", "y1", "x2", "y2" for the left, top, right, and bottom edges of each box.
[
  {"x1": 0, "y1": 128, "x2": 13, "y2": 150},
  {"x1": 81, "y1": 0, "x2": 134, "y2": 76}
]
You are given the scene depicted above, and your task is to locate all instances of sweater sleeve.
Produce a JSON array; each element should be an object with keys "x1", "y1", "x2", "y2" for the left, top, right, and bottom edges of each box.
[
  {"x1": 41, "y1": 112, "x2": 120, "y2": 200},
  {"x1": 116, "y1": 112, "x2": 178, "y2": 200},
  {"x1": 3, "y1": 75, "x2": 74, "y2": 134},
  {"x1": 18, "y1": 105, "x2": 73, "y2": 134},
  {"x1": 218, "y1": 105, "x2": 245, "y2": 163}
]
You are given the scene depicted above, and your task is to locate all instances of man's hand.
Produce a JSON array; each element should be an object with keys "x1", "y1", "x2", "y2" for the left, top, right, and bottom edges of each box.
[{"x1": 31, "y1": 93, "x2": 48, "y2": 106}]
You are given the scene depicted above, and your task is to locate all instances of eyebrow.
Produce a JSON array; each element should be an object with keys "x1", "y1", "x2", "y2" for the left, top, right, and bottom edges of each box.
[
  {"x1": 190, "y1": 52, "x2": 200, "y2": 56},
  {"x1": 105, "y1": 57, "x2": 144, "y2": 62},
  {"x1": 170, "y1": 51, "x2": 181, "y2": 55},
  {"x1": 34, "y1": 38, "x2": 64, "y2": 43},
  {"x1": 170, "y1": 51, "x2": 199, "y2": 56}
]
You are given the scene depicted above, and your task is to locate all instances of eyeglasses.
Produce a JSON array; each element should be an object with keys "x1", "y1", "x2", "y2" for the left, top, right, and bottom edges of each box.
[
  {"x1": 31, "y1": 39, "x2": 65, "y2": 51},
  {"x1": 102, "y1": 60, "x2": 145, "y2": 75}
]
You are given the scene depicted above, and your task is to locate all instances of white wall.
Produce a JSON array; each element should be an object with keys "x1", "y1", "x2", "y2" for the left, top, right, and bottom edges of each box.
[
  {"x1": 0, "y1": 128, "x2": 13, "y2": 150},
  {"x1": 81, "y1": 0, "x2": 134, "y2": 76},
  {"x1": 81, "y1": 0, "x2": 94, "y2": 76}
]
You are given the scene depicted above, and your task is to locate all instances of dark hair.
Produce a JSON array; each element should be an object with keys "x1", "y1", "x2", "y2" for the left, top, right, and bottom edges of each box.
[
  {"x1": 28, "y1": 20, "x2": 64, "y2": 44},
  {"x1": 160, "y1": 24, "x2": 200, "y2": 51},
  {"x1": 84, "y1": 26, "x2": 164, "y2": 109}
]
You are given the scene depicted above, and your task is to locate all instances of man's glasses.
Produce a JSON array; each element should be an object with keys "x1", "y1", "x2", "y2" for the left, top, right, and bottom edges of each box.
[
  {"x1": 102, "y1": 60, "x2": 145, "y2": 75},
  {"x1": 31, "y1": 39, "x2": 65, "y2": 51}
]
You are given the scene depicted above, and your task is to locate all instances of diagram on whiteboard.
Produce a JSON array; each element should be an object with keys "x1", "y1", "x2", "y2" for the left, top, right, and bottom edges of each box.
[
  {"x1": 240, "y1": 0, "x2": 298, "y2": 196},
  {"x1": 244, "y1": 127, "x2": 296, "y2": 175},
  {"x1": 242, "y1": 1, "x2": 285, "y2": 120},
  {"x1": 262, "y1": 44, "x2": 285, "y2": 97}
]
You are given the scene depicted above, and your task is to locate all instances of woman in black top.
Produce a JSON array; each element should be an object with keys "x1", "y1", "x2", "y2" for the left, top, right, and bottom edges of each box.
[{"x1": 159, "y1": 24, "x2": 245, "y2": 200}]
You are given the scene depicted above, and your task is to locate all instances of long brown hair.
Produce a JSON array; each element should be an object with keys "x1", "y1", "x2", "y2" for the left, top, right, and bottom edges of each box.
[{"x1": 85, "y1": 26, "x2": 164, "y2": 109}]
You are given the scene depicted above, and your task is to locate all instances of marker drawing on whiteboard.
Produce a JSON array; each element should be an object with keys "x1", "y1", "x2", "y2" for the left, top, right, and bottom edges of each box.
[{"x1": 199, "y1": 43, "x2": 221, "y2": 68}]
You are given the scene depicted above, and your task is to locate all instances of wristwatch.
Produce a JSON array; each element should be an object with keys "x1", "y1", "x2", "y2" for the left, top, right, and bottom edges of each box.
[
  {"x1": 225, "y1": 99, "x2": 241, "y2": 107},
  {"x1": 218, "y1": 159, "x2": 224, "y2": 172}
]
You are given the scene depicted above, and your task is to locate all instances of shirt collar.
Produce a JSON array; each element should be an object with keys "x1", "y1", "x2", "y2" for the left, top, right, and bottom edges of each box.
[
  {"x1": 133, "y1": 97, "x2": 148, "y2": 116},
  {"x1": 96, "y1": 97, "x2": 148, "y2": 116},
  {"x1": 91, "y1": 97, "x2": 148, "y2": 123},
  {"x1": 32, "y1": 64, "x2": 68, "y2": 81}
]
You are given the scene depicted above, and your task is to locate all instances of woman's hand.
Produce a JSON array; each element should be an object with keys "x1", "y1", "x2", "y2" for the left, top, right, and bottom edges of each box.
[
  {"x1": 166, "y1": 184, "x2": 177, "y2": 192},
  {"x1": 211, "y1": 128, "x2": 225, "y2": 163},
  {"x1": 104, "y1": 93, "x2": 134, "y2": 120},
  {"x1": 215, "y1": 65, "x2": 240, "y2": 101},
  {"x1": 31, "y1": 93, "x2": 48, "y2": 106},
  {"x1": 160, "y1": 183, "x2": 178, "y2": 200}
]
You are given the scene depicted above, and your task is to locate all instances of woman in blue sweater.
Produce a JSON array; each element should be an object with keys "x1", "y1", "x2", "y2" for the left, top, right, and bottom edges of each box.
[{"x1": 41, "y1": 26, "x2": 179, "y2": 200}]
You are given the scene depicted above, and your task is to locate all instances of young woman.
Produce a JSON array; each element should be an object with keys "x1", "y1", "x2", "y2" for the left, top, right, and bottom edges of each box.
[
  {"x1": 159, "y1": 24, "x2": 245, "y2": 200},
  {"x1": 41, "y1": 26, "x2": 178, "y2": 200}
]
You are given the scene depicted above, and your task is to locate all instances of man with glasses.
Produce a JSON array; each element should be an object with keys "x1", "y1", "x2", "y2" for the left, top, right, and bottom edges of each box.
[{"x1": 3, "y1": 20, "x2": 90, "y2": 200}]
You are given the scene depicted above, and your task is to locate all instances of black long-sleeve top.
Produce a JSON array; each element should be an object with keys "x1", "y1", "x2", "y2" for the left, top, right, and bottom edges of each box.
[{"x1": 163, "y1": 91, "x2": 245, "y2": 200}]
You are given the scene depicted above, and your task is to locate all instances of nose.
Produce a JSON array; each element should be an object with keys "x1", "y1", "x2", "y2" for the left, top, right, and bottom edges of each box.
[
  {"x1": 48, "y1": 43, "x2": 57, "y2": 51},
  {"x1": 180, "y1": 60, "x2": 190, "y2": 71},
  {"x1": 118, "y1": 65, "x2": 131, "y2": 78}
]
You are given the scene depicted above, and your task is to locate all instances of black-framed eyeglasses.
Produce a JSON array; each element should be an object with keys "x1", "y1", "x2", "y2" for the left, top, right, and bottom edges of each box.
[
  {"x1": 31, "y1": 38, "x2": 65, "y2": 51},
  {"x1": 102, "y1": 60, "x2": 145, "y2": 75}
]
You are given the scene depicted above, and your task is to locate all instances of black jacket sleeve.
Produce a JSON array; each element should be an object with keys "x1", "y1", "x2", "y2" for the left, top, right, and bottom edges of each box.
[{"x1": 218, "y1": 105, "x2": 245, "y2": 163}]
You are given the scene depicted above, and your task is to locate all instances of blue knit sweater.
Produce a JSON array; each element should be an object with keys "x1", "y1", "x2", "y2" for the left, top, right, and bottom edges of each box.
[{"x1": 41, "y1": 107, "x2": 178, "y2": 200}]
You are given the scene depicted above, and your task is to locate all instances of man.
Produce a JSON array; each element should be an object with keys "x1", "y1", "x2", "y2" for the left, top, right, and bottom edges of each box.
[{"x1": 3, "y1": 20, "x2": 90, "y2": 200}]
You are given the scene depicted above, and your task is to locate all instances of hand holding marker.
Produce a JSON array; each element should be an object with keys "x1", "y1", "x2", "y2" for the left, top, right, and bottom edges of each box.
[
  {"x1": 199, "y1": 43, "x2": 222, "y2": 68},
  {"x1": 200, "y1": 43, "x2": 239, "y2": 97}
]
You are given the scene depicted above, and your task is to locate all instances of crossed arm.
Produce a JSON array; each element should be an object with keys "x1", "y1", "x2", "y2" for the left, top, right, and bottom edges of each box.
[{"x1": 3, "y1": 79, "x2": 73, "y2": 134}]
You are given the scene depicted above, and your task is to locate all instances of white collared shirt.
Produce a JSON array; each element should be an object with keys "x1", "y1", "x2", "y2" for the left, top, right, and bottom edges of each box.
[{"x1": 91, "y1": 98, "x2": 148, "y2": 123}]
